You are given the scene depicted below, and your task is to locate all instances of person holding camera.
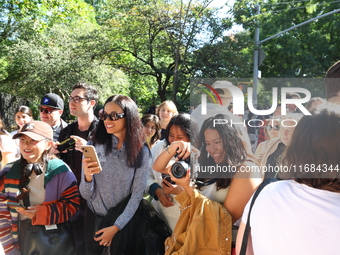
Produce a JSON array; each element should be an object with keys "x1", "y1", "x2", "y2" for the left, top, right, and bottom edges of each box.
[
  {"x1": 147, "y1": 113, "x2": 199, "y2": 231},
  {"x1": 154, "y1": 113, "x2": 261, "y2": 223},
  {"x1": 153, "y1": 114, "x2": 261, "y2": 253}
]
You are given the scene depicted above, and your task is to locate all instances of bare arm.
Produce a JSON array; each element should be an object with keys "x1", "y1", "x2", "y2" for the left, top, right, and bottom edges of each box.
[
  {"x1": 223, "y1": 162, "x2": 262, "y2": 223},
  {"x1": 153, "y1": 141, "x2": 190, "y2": 174},
  {"x1": 235, "y1": 221, "x2": 254, "y2": 255}
]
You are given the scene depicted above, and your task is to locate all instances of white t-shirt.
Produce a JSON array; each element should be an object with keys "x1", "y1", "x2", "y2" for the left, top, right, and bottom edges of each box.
[
  {"x1": 242, "y1": 180, "x2": 340, "y2": 255},
  {"x1": 199, "y1": 183, "x2": 229, "y2": 204},
  {"x1": 147, "y1": 140, "x2": 181, "y2": 231}
]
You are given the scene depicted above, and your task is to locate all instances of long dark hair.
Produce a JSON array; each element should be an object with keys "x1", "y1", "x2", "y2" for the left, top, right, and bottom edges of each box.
[
  {"x1": 141, "y1": 114, "x2": 161, "y2": 147},
  {"x1": 164, "y1": 113, "x2": 199, "y2": 147},
  {"x1": 92, "y1": 95, "x2": 145, "y2": 167},
  {"x1": 282, "y1": 106, "x2": 340, "y2": 192},
  {"x1": 197, "y1": 114, "x2": 247, "y2": 190}
]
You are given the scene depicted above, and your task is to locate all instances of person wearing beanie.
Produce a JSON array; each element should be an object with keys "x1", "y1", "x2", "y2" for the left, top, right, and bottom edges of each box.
[
  {"x1": 0, "y1": 121, "x2": 80, "y2": 254},
  {"x1": 39, "y1": 93, "x2": 68, "y2": 141}
]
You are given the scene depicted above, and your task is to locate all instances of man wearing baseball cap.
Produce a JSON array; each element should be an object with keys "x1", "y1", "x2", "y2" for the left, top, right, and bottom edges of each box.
[{"x1": 39, "y1": 93, "x2": 68, "y2": 142}]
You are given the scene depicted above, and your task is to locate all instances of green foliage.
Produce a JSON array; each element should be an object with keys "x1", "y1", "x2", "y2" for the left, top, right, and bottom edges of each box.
[
  {"x1": 232, "y1": 0, "x2": 340, "y2": 83},
  {"x1": 79, "y1": 0, "x2": 232, "y2": 108},
  {"x1": 1, "y1": 22, "x2": 130, "y2": 103}
]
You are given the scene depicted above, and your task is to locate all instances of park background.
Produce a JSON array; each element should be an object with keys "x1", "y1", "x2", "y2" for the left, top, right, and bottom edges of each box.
[{"x1": 0, "y1": 0, "x2": 339, "y2": 128}]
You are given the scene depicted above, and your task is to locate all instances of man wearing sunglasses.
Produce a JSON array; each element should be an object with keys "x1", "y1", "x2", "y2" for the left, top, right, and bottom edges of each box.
[
  {"x1": 39, "y1": 93, "x2": 68, "y2": 142},
  {"x1": 57, "y1": 82, "x2": 99, "y2": 255}
]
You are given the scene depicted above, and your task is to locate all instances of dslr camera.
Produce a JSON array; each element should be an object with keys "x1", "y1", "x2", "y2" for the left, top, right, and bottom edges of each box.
[{"x1": 170, "y1": 147, "x2": 199, "y2": 179}]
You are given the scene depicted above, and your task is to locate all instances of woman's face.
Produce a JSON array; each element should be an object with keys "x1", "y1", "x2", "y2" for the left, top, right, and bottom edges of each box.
[
  {"x1": 103, "y1": 101, "x2": 126, "y2": 137},
  {"x1": 19, "y1": 134, "x2": 50, "y2": 163},
  {"x1": 159, "y1": 105, "x2": 175, "y2": 124},
  {"x1": 279, "y1": 120, "x2": 296, "y2": 146},
  {"x1": 168, "y1": 125, "x2": 189, "y2": 144},
  {"x1": 266, "y1": 120, "x2": 280, "y2": 140},
  {"x1": 143, "y1": 120, "x2": 156, "y2": 138},
  {"x1": 15, "y1": 112, "x2": 32, "y2": 129},
  {"x1": 204, "y1": 128, "x2": 225, "y2": 164}
]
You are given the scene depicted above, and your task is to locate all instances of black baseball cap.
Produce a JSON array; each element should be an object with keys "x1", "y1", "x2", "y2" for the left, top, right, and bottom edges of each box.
[{"x1": 40, "y1": 93, "x2": 64, "y2": 110}]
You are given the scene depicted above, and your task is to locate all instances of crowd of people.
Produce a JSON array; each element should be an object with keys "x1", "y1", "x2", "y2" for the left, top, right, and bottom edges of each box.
[{"x1": 0, "y1": 60, "x2": 339, "y2": 255}]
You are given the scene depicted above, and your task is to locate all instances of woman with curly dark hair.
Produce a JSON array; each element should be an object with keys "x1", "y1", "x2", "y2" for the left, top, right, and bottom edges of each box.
[{"x1": 174, "y1": 113, "x2": 261, "y2": 222}]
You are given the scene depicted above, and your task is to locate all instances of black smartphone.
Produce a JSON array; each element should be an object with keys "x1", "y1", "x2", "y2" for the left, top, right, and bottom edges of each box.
[
  {"x1": 6, "y1": 201, "x2": 27, "y2": 210},
  {"x1": 57, "y1": 138, "x2": 76, "y2": 152}
]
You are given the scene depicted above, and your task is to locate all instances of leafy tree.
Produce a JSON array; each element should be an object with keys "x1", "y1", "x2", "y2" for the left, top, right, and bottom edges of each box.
[
  {"x1": 1, "y1": 23, "x2": 130, "y2": 104},
  {"x1": 232, "y1": 0, "x2": 340, "y2": 81},
  {"x1": 81, "y1": 0, "x2": 231, "y2": 108}
]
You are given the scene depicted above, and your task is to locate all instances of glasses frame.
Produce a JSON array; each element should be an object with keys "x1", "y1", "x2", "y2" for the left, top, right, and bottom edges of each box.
[
  {"x1": 19, "y1": 137, "x2": 41, "y2": 146},
  {"x1": 38, "y1": 107, "x2": 57, "y2": 114},
  {"x1": 68, "y1": 95, "x2": 89, "y2": 103},
  {"x1": 99, "y1": 111, "x2": 125, "y2": 121},
  {"x1": 266, "y1": 125, "x2": 280, "y2": 131}
]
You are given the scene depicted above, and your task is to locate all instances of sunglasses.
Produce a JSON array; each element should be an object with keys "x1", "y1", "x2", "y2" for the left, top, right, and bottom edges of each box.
[
  {"x1": 68, "y1": 95, "x2": 89, "y2": 103},
  {"x1": 99, "y1": 111, "x2": 125, "y2": 121},
  {"x1": 266, "y1": 125, "x2": 280, "y2": 131},
  {"x1": 38, "y1": 107, "x2": 57, "y2": 114}
]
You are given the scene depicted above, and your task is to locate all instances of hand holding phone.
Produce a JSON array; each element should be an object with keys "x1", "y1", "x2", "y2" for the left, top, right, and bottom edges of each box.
[
  {"x1": 57, "y1": 138, "x2": 76, "y2": 152},
  {"x1": 6, "y1": 201, "x2": 27, "y2": 210},
  {"x1": 81, "y1": 145, "x2": 103, "y2": 174}
]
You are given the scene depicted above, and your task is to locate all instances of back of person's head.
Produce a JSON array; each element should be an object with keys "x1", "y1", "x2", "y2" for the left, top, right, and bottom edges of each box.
[
  {"x1": 325, "y1": 60, "x2": 340, "y2": 99},
  {"x1": 72, "y1": 82, "x2": 99, "y2": 106},
  {"x1": 282, "y1": 105, "x2": 340, "y2": 192},
  {"x1": 164, "y1": 113, "x2": 199, "y2": 147},
  {"x1": 156, "y1": 100, "x2": 178, "y2": 116},
  {"x1": 93, "y1": 95, "x2": 145, "y2": 167}
]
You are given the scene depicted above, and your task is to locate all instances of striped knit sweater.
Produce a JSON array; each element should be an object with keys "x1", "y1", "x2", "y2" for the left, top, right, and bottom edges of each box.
[{"x1": 0, "y1": 158, "x2": 80, "y2": 255}]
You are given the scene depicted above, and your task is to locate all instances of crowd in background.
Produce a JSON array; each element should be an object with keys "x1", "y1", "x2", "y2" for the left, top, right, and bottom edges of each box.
[{"x1": 0, "y1": 60, "x2": 339, "y2": 255}]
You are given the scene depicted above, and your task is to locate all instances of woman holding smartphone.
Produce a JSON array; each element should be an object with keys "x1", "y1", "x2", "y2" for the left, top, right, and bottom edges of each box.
[
  {"x1": 80, "y1": 95, "x2": 149, "y2": 255},
  {"x1": 0, "y1": 121, "x2": 80, "y2": 255}
]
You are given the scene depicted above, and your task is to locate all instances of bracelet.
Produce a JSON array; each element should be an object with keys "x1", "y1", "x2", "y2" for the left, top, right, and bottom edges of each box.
[{"x1": 166, "y1": 146, "x2": 171, "y2": 155}]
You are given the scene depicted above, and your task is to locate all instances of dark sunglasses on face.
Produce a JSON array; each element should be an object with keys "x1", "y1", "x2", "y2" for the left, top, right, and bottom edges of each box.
[
  {"x1": 68, "y1": 95, "x2": 88, "y2": 103},
  {"x1": 38, "y1": 107, "x2": 56, "y2": 114},
  {"x1": 266, "y1": 125, "x2": 280, "y2": 131},
  {"x1": 99, "y1": 111, "x2": 125, "y2": 121}
]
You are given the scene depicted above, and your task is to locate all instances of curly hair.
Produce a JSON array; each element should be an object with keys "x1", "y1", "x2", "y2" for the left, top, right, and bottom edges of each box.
[{"x1": 197, "y1": 114, "x2": 247, "y2": 190}]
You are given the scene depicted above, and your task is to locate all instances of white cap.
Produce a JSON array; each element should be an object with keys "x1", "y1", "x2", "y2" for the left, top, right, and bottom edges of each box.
[{"x1": 212, "y1": 81, "x2": 233, "y2": 98}]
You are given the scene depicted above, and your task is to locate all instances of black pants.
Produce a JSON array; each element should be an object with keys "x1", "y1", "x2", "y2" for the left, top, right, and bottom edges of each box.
[
  {"x1": 84, "y1": 205, "x2": 100, "y2": 255},
  {"x1": 70, "y1": 208, "x2": 86, "y2": 255}
]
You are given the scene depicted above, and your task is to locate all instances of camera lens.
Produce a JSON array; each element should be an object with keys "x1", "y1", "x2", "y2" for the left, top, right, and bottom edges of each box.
[{"x1": 171, "y1": 161, "x2": 189, "y2": 179}]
